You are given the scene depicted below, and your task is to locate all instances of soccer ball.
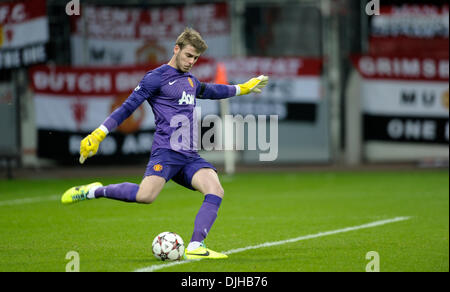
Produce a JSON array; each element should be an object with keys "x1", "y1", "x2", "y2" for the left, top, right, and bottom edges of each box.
[{"x1": 152, "y1": 232, "x2": 185, "y2": 261}]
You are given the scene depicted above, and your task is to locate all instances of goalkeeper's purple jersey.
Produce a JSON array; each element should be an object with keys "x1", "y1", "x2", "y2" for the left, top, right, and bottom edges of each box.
[{"x1": 102, "y1": 64, "x2": 236, "y2": 157}]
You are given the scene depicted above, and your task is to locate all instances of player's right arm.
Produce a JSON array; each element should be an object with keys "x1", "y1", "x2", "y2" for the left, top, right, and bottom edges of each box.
[{"x1": 79, "y1": 71, "x2": 161, "y2": 164}]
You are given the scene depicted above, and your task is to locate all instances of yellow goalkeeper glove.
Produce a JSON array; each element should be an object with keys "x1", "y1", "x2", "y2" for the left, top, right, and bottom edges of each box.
[
  {"x1": 79, "y1": 126, "x2": 107, "y2": 164},
  {"x1": 236, "y1": 75, "x2": 269, "y2": 95}
]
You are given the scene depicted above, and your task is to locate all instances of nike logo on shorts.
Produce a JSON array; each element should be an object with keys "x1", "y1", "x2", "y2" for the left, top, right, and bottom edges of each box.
[{"x1": 169, "y1": 80, "x2": 177, "y2": 85}]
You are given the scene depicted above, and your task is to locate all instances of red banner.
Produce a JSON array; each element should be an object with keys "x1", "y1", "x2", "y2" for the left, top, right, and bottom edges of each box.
[
  {"x1": 29, "y1": 65, "x2": 149, "y2": 96},
  {"x1": 30, "y1": 56, "x2": 323, "y2": 96},
  {"x1": 369, "y1": 4, "x2": 449, "y2": 58},
  {"x1": 29, "y1": 58, "x2": 216, "y2": 96},
  {"x1": 220, "y1": 57, "x2": 322, "y2": 78},
  {"x1": 0, "y1": 0, "x2": 48, "y2": 69},
  {"x1": 0, "y1": 0, "x2": 46, "y2": 25},
  {"x1": 351, "y1": 55, "x2": 449, "y2": 82},
  {"x1": 70, "y1": 3, "x2": 229, "y2": 40}
]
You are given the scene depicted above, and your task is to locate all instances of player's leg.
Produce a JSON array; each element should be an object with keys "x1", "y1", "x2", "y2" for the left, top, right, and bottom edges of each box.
[
  {"x1": 191, "y1": 168, "x2": 225, "y2": 199},
  {"x1": 184, "y1": 167, "x2": 228, "y2": 259},
  {"x1": 90, "y1": 182, "x2": 140, "y2": 202},
  {"x1": 61, "y1": 149, "x2": 173, "y2": 205},
  {"x1": 135, "y1": 175, "x2": 166, "y2": 204},
  {"x1": 189, "y1": 168, "x2": 224, "y2": 244},
  {"x1": 61, "y1": 176, "x2": 166, "y2": 204},
  {"x1": 91, "y1": 174, "x2": 166, "y2": 204}
]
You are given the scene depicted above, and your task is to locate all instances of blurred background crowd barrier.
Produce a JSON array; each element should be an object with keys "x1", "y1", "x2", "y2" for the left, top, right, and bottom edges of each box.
[{"x1": 0, "y1": 0, "x2": 448, "y2": 177}]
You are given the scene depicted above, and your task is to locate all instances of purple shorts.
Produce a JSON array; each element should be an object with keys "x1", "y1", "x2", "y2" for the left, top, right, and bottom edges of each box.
[{"x1": 144, "y1": 148, "x2": 216, "y2": 191}]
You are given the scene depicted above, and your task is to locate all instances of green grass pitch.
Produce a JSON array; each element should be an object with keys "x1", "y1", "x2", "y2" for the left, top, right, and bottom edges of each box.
[{"x1": 0, "y1": 170, "x2": 448, "y2": 272}]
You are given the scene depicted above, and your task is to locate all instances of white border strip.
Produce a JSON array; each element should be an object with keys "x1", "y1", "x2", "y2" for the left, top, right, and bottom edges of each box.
[{"x1": 135, "y1": 216, "x2": 411, "y2": 272}]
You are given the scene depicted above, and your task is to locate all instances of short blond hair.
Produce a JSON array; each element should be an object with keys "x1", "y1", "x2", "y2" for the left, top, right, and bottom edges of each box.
[{"x1": 175, "y1": 27, "x2": 208, "y2": 54}]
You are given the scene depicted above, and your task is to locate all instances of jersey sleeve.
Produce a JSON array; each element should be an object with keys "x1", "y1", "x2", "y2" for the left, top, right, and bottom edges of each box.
[
  {"x1": 194, "y1": 77, "x2": 237, "y2": 100},
  {"x1": 101, "y1": 71, "x2": 161, "y2": 132}
]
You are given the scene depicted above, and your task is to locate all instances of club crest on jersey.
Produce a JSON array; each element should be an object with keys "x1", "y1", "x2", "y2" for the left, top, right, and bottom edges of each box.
[
  {"x1": 153, "y1": 164, "x2": 163, "y2": 172},
  {"x1": 178, "y1": 91, "x2": 195, "y2": 105}
]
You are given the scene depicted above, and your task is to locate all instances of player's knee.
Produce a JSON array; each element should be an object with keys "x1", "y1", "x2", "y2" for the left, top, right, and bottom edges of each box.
[
  {"x1": 211, "y1": 185, "x2": 225, "y2": 198},
  {"x1": 137, "y1": 191, "x2": 158, "y2": 204},
  {"x1": 139, "y1": 196, "x2": 154, "y2": 204}
]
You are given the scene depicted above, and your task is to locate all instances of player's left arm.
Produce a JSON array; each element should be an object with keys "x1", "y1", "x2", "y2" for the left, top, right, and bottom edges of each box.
[{"x1": 196, "y1": 75, "x2": 269, "y2": 100}]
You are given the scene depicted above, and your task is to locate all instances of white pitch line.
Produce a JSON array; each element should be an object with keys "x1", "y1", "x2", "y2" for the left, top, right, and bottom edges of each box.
[
  {"x1": 135, "y1": 216, "x2": 411, "y2": 272},
  {"x1": 0, "y1": 195, "x2": 59, "y2": 207}
]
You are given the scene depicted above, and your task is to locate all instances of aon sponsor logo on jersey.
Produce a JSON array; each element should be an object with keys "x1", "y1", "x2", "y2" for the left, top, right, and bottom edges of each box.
[{"x1": 178, "y1": 91, "x2": 195, "y2": 105}]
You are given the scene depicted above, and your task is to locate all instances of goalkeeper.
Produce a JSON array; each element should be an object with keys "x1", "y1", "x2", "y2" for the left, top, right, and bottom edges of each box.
[{"x1": 61, "y1": 27, "x2": 268, "y2": 260}]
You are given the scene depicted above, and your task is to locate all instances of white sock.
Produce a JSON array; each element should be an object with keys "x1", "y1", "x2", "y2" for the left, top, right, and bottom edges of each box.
[
  {"x1": 187, "y1": 241, "x2": 202, "y2": 251},
  {"x1": 87, "y1": 186, "x2": 100, "y2": 199}
]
